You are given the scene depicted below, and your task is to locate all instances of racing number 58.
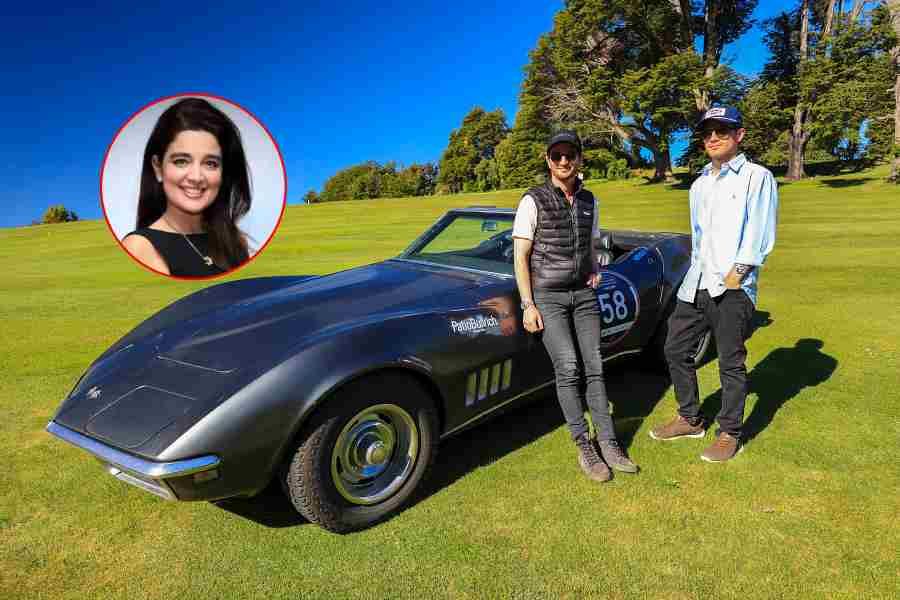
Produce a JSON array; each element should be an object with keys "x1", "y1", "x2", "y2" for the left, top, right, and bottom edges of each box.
[{"x1": 597, "y1": 291, "x2": 628, "y2": 324}]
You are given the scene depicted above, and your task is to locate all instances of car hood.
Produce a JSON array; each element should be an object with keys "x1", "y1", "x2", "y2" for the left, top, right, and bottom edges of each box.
[
  {"x1": 153, "y1": 261, "x2": 480, "y2": 370},
  {"x1": 52, "y1": 261, "x2": 486, "y2": 451}
]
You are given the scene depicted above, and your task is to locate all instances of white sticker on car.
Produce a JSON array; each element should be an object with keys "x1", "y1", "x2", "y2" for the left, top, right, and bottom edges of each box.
[{"x1": 449, "y1": 314, "x2": 500, "y2": 336}]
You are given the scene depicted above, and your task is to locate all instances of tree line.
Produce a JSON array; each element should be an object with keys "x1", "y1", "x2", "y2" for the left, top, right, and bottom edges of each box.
[
  {"x1": 306, "y1": 0, "x2": 898, "y2": 203},
  {"x1": 30, "y1": 205, "x2": 79, "y2": 225},
  {"x1": 303, "y1": 161, "x2": 438, "y2": 204}
]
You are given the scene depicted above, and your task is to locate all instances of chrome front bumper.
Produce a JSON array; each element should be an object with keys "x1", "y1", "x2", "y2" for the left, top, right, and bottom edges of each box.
[{"x1": 46, "y1": 421, "x2": 220, "y2": 501}]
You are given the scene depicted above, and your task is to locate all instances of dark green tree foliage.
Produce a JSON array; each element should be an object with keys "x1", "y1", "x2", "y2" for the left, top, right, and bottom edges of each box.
[
  {"x1": 760, "y1": 11, "x2": 801, "y2": 83},
  {"x1": 319, "y1": 161, "x2": 438, "y2": 202},
  {"x1": 303, "y1": 190, "x2": 320, "y2": 204},
  {"x1": 495, "y1": 133, "x2": 546, "y2": 189},
  {"x1": 473, "y1": 159, "x2": 501, "y2": 192},
  {"x1": 437, "y1": 107, "x2": 509, "y2": 193},
  {"x1": 890, "y1": 0, "x2": 900, "y2": 182},
  {"x1": 701, "y1": 0, "x2": 760, "y2": 75},
  {"x1": 522, "y1": 0, "x2": 753, "y2": 181},
  {"x1": 496, "y1": 52, "x2": 553, "y2": 189},
  {"x1": 739, "y1": 11, "x2": 801, "y2": 165},
  {"x1": 678, "y1": 66, "x2": 749, "y2": 170},
  {"x1": 744, "y1": 2, "x2": 895, "y2": 171},
  {"x1": 807, "y1": 8, "x2": 897, "y2": 162},
  {"x1": 42, "y1": 205, "x2": 78, "y2": 224}
]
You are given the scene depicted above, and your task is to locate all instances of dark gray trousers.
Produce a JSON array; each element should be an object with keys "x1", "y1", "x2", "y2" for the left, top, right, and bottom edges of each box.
[
  {"x1": 664, "y1": 289, "x2": 755, "y2": 436},
  {"x1": 534, "y1": 287, "x2": 616, "y2": 441}
]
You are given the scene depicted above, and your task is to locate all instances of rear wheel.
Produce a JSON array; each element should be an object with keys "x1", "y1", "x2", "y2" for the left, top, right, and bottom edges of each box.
[
  {"x1": 283, "y1": 374, "x2": 438, "y2": 533},
  {"x1": 648, "y1": 302, "x2": 715, "y2": 369}
]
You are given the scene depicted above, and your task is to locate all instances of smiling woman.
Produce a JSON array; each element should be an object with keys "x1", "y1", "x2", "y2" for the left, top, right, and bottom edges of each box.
[
  {"x1": 123, "y1": 98, "x2": 251, "y2": 277},
  {"x1": 102, "y1": 94, "x2": 286, "y2": 279}
]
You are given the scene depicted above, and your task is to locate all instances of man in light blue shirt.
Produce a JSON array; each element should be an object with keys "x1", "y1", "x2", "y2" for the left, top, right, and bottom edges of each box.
[{"x1": 649, "y1": 106, "x2": 778, "y2": 462}]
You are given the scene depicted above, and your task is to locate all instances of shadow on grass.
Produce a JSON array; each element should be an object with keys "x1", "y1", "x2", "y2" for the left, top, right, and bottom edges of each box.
[
  {"x1": 768, "y1": 159, "x2": 875, "y2": 178},
  {"x1": 413, "y1": 356, "x2": 673, "y2": 504},
  {"x1": 214, "y1": 481, "x2": 307, "y2": 528},
  {"x1": 213, "y1": 389, "x2": 568, "y2": 528},
  {"x1": 660, "y1": 174, "x2": 694, "y2": 190},
  {"x1": 819, "y1": 177, "x2": 874, "y2": 188},
  {"x1": 699, "y1": 338, "x2": 837, "y2": 443},
  {"x1": 414, "y1": 388, "x2": 565, "y2": 502},
  {"x1": 603, "y1": 362, "x2": 674, "y2": 449},
  {"x1": 215, "y1": 316, "x2": 786, "y2": 529},
  {"x1": 213, "y1": 358, "x2": 674, "y2": 528}
]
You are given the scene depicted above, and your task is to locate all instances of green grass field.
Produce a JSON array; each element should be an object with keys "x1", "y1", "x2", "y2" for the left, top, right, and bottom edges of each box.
[{"x1": 2, "y1": 167, "x2": 898, "y2": 599}]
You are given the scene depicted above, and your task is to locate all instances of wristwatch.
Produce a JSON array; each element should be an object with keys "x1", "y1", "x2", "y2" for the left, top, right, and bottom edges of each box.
[{"x1": 521, "y1": 300, "x2": 535, "y2": 310}]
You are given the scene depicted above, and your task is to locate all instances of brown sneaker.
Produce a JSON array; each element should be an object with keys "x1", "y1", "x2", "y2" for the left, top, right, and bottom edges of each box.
[
  {"x1": 648, "y1": 415, "x2": 706, "y2": 441},
  {"x1": 574, "y1": 434, "x2": 612, "y2": 482},
  {"x1": 700, "y1": 432, "x2": 744, "y2": 463}
]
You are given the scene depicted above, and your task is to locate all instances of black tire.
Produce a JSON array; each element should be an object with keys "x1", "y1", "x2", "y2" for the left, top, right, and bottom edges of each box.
[
  {"x1": 283, "y1": 373, "x2": 438, "y2": 533},
  {"x1": 647, "y1": 302, "x2": 715, "y2": 369}
]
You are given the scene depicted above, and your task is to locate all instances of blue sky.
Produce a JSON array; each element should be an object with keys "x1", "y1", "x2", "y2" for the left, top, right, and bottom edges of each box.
[{"x1": 1, "y1": 1, "x2": 787, "y2": 228}]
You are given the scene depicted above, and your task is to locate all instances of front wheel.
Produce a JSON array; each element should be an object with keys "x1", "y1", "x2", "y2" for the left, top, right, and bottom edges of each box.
[{"x1": 283, "y1": 374, "x2": 438, "y2": 533}]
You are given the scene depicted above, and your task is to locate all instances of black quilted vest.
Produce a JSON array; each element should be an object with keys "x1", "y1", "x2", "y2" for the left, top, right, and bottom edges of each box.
[{"x1": 528, "y1": 180, "x2": 595, "y2": 290}]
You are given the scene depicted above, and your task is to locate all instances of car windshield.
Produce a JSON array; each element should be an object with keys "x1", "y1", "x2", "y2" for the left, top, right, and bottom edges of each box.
[{"x1": 400, "y1": 213, "x2": 515, "y2": 276}]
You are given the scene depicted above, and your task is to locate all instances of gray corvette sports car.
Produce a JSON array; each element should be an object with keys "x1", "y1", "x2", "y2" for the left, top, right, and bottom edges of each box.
[{"x1": 47, "y1": 207, "x2": 707, "y2": 532}]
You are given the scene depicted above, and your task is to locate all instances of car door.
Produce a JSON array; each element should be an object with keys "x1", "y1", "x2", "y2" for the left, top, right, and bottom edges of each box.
[{"x1": 429, "y1": 278, "x2": 553, "y2": 436}]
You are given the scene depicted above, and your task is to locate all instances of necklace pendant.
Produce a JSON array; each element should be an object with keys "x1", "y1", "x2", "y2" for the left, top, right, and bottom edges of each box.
[{"x1": 203, "y1": 256, "x2": 213, "y2": 266}]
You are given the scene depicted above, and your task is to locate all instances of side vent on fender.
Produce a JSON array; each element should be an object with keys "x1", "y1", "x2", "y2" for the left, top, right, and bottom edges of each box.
[{"x1": 466, "y1": 359, "x2": 513, "y2": 407}]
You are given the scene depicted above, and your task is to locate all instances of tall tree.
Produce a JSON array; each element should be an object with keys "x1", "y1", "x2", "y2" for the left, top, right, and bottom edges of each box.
[
  {"x1": 437, "y1": 107, "x2": 509, "y2": 193},
  {"x1": 525, "y1": 0, "x2": 753, "y2": 181},
  {"x1": 699, "y1": 0, "x2": 759, "y2": 108},
  {"x1": 787, "y1": 0, "x2": 813, "y2": 179},
  {"x1": 746, "y1": 3, "x2": 890, "y2": 168},
  {"x1": 496, "y1": 54, "x2": 553, "y2": 189},
  {"x1": 784, "y1": 0, "x2": 892, "y2": 178},
  {"x1": 811, "y1": 6, "x2": 896, "y2": 161},
  {"x1": 889, "y1": 0, "x2": 900, "y2": 182}
]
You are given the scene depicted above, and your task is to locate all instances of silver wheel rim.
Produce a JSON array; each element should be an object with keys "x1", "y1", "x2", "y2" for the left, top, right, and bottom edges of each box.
[{"x1": 331, "y1": 403, "x2": 419, "y2": 505}]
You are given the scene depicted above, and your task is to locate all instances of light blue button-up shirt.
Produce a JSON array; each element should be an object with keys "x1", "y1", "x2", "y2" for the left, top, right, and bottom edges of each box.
[{"x1": 676, "y1": 153, "x2": 778, "y2": 306}]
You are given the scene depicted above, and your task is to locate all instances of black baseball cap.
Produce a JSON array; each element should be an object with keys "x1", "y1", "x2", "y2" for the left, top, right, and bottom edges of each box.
[
  {"x1": 546, "y1": 129, "x2": 582, "y2": 154},
  {"x1": 695, "y1": 106, "x2": 743, "y2": 129}
]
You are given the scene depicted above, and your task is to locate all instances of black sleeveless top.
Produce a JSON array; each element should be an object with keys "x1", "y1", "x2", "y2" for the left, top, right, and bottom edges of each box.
[{"x1": 126, "y1": 228, "x2": 226, "y2": 277}]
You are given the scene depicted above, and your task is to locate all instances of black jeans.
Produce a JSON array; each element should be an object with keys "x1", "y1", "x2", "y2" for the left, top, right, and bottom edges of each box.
[
  {"x1": 534, "y1": 287, "x2": 615, "y2": 441},
  {"x1": 664, "y1": 289, "x2": 755, "y2": 437}
]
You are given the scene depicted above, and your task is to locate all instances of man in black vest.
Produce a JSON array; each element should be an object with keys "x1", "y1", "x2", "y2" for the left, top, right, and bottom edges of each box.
[{"x1": 513, "y1": 130, "x2": 638, "y2": 482}]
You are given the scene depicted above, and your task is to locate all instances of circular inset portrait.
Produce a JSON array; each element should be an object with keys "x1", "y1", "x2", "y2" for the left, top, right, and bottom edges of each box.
[{"x1": 101, "y1": 94, "x2": 286, "y2": 279}]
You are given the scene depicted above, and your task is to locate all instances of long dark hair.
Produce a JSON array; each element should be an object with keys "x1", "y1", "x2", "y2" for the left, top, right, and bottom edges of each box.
[{"x1": 137, "y1": 97, "x2": 251, "y2": 269}]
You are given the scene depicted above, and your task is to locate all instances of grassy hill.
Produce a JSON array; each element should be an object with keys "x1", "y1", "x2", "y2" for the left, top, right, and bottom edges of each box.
[{"x1": 1, "y1": 167, "x2": 898, "y2": 599}]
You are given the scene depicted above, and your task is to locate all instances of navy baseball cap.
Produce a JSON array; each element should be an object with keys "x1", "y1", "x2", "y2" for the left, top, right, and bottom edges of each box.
[
  {"x1": 695, "y1": 106, "x2": 743, "y2": 129},
  {"x1": 546, "y1": 129, "x2": 582, "y2": 154}
]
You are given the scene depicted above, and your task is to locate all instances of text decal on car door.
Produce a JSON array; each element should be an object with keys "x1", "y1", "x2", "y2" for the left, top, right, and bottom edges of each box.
[{"x1": 448, "y1": 314, "x2": 501, "y2": 336}]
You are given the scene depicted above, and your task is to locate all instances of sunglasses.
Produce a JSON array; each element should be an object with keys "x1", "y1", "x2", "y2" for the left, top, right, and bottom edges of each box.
[
  {"x1": 549, "y1": 150, "x2": 579, "y2": 162},
  {"x1": 701, "y1": 125, "x2": 737, "y2": 139}
]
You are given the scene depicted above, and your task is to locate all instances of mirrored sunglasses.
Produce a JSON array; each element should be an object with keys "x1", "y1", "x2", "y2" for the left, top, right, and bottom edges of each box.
[
  {"x1": 549, "y1": 150, "x2": 578, "y2": 162},
  {"x1": 701, "y1": 125, "x2": 736, "y2": 139}
]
